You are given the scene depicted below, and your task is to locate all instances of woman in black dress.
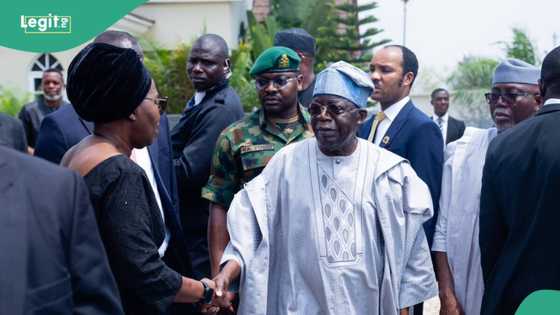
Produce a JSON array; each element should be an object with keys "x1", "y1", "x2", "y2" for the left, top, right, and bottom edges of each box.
[{"x1": 61, "y1": 43, "x2": 215, "y2": 314}]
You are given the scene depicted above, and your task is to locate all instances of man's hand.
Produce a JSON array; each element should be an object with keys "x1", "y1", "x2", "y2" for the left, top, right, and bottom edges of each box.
[
  {"x1": 212, "y1": 272, "x2": 235, "y2": 313},
  {"x1": 199, "y1": 278, "x2": 220, "y2": 314},
  {"x1": 439, "y1": 288, "x2": 464, "y2": 315}
]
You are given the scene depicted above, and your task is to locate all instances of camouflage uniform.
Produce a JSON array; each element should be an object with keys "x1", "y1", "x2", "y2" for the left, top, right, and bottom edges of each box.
[{"x1": 202, "y1": 106, "x2": 314, "y2": 208}]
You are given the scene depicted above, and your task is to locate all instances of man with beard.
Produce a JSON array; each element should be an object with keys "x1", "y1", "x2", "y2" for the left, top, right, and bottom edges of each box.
[
  {"x1": 203, "y1": 46, "x2": 313, "y2": 289},
  {"x1": 171, "y1": 34, "x2": 244, "y2": 281},
  {"x1": 18, "y1": 68, "x2": 68, "y2": 152},
  {"x1": 432, "y1": 58, "x2": 541, "y2": 315},
  {"x1": 478, "y1": 50, "x2": 560, "y2": 314},
  {"x1": 211, "y1": 61, "x2": 437, "y2": 315},
  {"x1": 358, "y1": 45, "x2": 443, "y2": 315}
]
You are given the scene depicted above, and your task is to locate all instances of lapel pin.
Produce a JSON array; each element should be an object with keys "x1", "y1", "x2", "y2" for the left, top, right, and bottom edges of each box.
[{"x1": 382, "y1": 136, "x2": 390, "y2": 145}]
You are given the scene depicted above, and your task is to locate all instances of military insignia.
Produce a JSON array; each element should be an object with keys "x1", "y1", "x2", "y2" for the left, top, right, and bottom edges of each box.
[
  {"x1": 382, "y1": 136, "x2": 390, "y2": 145},
  {"x1": 240, "y1": 144, "x2": 275, "y2": 154},
  {"x1": 278, "y1": 54, "x2": 290, "y2": 68}
]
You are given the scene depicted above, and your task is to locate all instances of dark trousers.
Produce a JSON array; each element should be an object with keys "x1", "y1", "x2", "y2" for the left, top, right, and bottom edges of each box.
[
  {"x1": 185, "y1": 233, "x2": 211, "y2": 279},
  {"x1": 413, "y1": 303, "x2": 423, "y2": 315}
]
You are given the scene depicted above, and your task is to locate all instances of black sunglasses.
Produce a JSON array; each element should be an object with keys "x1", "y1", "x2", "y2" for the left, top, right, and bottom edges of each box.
[{"x1": 484, "y1": 92, "x2": 536, "y2": 105}]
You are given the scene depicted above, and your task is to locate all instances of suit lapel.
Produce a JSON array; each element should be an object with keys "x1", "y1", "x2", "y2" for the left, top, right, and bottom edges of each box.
[
  {"x1": 537, "y1": 103, "x2": 560, "y2": 116},
  {"x1": 380, "y1": 101, "x2": 413, "y2": 149},
  {"x1": 0, "y1": 153, "x2": 27, "y2": 315}
]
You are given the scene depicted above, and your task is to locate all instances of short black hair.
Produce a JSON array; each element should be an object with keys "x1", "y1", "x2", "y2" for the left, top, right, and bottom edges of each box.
[
  {"x1": 541, "y1": 46, "x2": 560, "y2": 95},
  {"x1": 385, "y1": 45, "x2": 419, "y2": 85},
  {"x1": 43, "y1": 68, "x2": 64, "y2": 82},
  {"x1": 431, "y1": 88, "x2": 448, "y2": 99},
  {"x1": 93, "y1": 30, "x2": 143, "y2": 58},
  {"x1": 193, "y1": 34, "x2": 229, "y2": 59}
]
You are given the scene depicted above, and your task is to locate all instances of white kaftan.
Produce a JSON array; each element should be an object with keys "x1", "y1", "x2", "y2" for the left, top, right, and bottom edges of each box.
[
  {"x1": 432, "y1": 127, "x2": 497, "y2": 315},
  {"x1": 222, "y1": 138, "x2": 438, "y2": 315}
]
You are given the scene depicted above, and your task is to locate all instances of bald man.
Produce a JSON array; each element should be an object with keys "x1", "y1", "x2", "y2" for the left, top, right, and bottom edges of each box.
[{"x1": 170, "y1": 34, "x2": 244, "y2": 281}]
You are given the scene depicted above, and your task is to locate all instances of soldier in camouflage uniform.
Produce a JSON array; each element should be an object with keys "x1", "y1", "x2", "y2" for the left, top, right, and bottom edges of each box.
[{"x1": 203, "y1": 46, "x2": 314, "y2": 279}]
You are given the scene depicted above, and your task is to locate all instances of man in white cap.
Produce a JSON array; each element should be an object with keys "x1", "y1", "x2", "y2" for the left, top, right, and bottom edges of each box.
[
  {"x1": 432, "y1": 58, "x2": 541, "y2": 315},
  {"x1": 211, "y1": 61, "x2": 437, "y2": 315}
]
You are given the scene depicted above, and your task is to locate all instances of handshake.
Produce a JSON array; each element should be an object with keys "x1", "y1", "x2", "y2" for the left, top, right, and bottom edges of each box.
[{"x1": 198, "y1": 266, "x2": 238, "y2": 314}]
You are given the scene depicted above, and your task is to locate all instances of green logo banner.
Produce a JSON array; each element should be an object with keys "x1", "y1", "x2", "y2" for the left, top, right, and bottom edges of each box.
[
  {"x1": 0, "y1": 0, "x2": 147, "y2": 52},
  {"x1": 516, "y1": 290, "x2": 560, "y2": 314}
]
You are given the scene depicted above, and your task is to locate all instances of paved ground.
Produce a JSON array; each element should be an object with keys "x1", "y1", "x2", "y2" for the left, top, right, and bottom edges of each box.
[{"x1": 424, "y1": 296, "x2": 440, "y2": 315}]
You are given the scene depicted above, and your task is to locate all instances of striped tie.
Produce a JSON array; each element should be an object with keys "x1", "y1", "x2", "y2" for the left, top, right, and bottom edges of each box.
[{"x1": 367, "y1": 111, "x2": 386, "y2": 143}]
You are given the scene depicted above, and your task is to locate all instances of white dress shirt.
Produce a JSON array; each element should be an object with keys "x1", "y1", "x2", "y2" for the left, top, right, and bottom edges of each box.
[
  {"x1": 433, "y1": 112, "x2": 449, "y2": 144},
  {"x1": 544, "y1": 98, "x2": 560, "y2": 106},
  {"x1": 130, "y1": 147, "x2": 170, "y2": 257},
  {"x1": 194, "y1": 91, "x2": 206, "y2": 106},
  {"x1": 374, "y1": 96, "x2": 410, "y2": 145}
]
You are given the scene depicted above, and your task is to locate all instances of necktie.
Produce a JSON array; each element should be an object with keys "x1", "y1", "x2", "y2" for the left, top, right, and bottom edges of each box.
[
  {"x1": 437, "y1": 116, "x2": 444, "y2": 133},
  {"x1": 367, "y1": 111, "x2": 386, "y2": 143}
]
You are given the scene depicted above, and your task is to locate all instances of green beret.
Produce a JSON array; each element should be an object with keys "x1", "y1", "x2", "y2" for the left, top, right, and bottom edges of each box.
[{"x1": 250, "y1": 46, "x2": 301, "y2": 77}]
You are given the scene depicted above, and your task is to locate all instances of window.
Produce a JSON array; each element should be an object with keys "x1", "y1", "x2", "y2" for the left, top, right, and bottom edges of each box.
[{"x1": 28, "y1": 53, "x2": 64, "y2": 95}]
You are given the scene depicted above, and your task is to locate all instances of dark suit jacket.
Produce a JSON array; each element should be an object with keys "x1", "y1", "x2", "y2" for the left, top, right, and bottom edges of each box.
[
  {"x1": 446, "y1": 116, "x2": 466, "y2": 144},
  {"x1": 33, "y1": 105, "x2": 189, "y2": 277},
  {"x1": 359, "y1": 101, "x2": 444, "y2": 245},
  {"x1": 171, "y1": 81, "x2": 244, "y2": 238},
  {"x1": 35, "y1": 104, "x2": 92, "y2": 164},
  {"x1": 479, "y1": 103, "x2": 560, "y2": 315},
  {"x1": 0, "y1": 147, "x2": 123, "y2": 314},
  {"x1": 0, "y1": 113, "x2": 27, "y2": 152}
]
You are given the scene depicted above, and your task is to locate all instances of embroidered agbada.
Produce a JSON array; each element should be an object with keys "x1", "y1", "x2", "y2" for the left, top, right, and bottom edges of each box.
[
  {"x1": 432, "y1": 127, "x2": 498, "y2": 315},
  {"x1": 221, "y1": 138, "x2": 437, "y2": 315}
]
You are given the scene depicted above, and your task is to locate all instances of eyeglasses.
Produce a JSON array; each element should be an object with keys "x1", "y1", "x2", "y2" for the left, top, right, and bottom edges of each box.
[
  {"x1": 308, "y1": 102, "x2": 354, "y2": 117},
  {"x1": 145, "y1": 96, "x2": 168, "y2": 113},
  {"x1": 484, "y1": 92, "x2": 536, "y2": 105},
  {"x1": 255, "y1": 77, "x2": 297, "y2": 89}
]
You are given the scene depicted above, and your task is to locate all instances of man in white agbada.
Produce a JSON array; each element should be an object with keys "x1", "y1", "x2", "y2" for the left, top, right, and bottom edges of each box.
[
  {"x1": 432, "y1": 58, "x2": 541, "y2": 315},
  {"x1": 212, "y1": 61, "x2": 437, "y2": 315}
]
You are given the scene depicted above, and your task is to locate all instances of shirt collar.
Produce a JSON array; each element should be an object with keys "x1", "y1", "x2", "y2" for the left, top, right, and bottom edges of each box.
[
  {"x1": 382, "y1": 96, "x2": 410, "y2": 122},
  {"x1": 544, "y1": 98, "x2": 560, "y2": 106},
  {"x1": 433, "y1": 112, "x2": 449, "y2": 122}
]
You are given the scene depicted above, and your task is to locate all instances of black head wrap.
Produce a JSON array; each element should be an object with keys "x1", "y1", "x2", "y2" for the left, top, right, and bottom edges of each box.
[
  {"x1": 67, "y1": 42, "x2": 151, "y2": 123},
  {"x1": 274, "y1": 28, "x2": 316, "y2": 56}
]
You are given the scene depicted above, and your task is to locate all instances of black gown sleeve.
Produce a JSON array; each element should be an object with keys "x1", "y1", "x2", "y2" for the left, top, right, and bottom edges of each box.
[{"x1": 98, "y1": 170, "x2": 182, "y2": 312}]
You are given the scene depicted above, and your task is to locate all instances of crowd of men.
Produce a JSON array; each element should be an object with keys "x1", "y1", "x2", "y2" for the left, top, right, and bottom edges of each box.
[{"x1": 1, "y1": 26, "x2": 560, "y2": 315}]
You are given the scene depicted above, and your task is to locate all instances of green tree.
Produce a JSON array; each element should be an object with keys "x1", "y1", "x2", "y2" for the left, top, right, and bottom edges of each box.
[
  {"x1": 143, "y1": 42, "x2": 193, "y2": 114},
  {"x1": 315, "y1": 1, "x2": 389, "y2": 70},
  {"x1": 447, "y1": 56, "x2": 498, "y2": 127},
  {"x1": 0, "y1": 86, "x2": 31, "y2": 116},
  {"x1": 500, "y1": 28, "x2": 539, "y2": 65}
]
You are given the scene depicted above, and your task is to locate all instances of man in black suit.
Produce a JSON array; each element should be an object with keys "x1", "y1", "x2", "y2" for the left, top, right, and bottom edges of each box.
[
  {"x1": 0, "y1": 113, "x2": 27, "y2": 152},
  {"x1": 479, "y1": 49, "x2": 560, "y2": 314},
  {"x1": 0, "y1": 146, "x2": 123, "y2": 314},
  {"x1": 430, "y1": 88, "x2": 465, "y2": 144},
  {"x1": 171, "y1": 34, "x2": 244, "y2": 280}
]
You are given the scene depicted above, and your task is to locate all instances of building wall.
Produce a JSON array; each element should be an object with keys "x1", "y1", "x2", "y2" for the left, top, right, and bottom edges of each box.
[
  {"x1": 0, "y1": 0, "x2": 249, "y2": 94},
  {"x1": 134, "y1": 0, "x2": 249, "y2": 50}
]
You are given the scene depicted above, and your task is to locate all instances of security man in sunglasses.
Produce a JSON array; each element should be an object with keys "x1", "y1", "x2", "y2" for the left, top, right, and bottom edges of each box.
[
  {"x1": 432, "y1": 58, "x2": 541, "y2": 315},
  {"x1": 203, "y1": 46, "x2": 314, "y2": 291}
]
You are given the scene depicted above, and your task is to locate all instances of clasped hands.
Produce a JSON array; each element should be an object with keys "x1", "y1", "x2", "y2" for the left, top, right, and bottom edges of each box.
[{"x1": 199, "y1": 272, "x2": 236, "y2": 315}]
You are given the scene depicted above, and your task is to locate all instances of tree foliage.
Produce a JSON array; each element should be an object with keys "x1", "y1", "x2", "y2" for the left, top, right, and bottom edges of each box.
[
  {"x1": 500, "y1": 28, "x2": 538, "y2": 65},
  {"x1": 447, "y1": 56, "x2": 498, "y2": 127},
  {"x1": 143, "y1": 41, "x2": 193, "y2": 114},
  {"x1": 315, "y1": 1, "x2": 389, "y2": 70},
  {"x1": 0, "y1": 86, "x2": 31, "y2": 116}
]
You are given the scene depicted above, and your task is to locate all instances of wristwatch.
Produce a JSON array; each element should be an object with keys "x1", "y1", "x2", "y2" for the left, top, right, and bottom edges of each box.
[{"x1": 200, "y1": 280, "x2": 214, "y2": 304}]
